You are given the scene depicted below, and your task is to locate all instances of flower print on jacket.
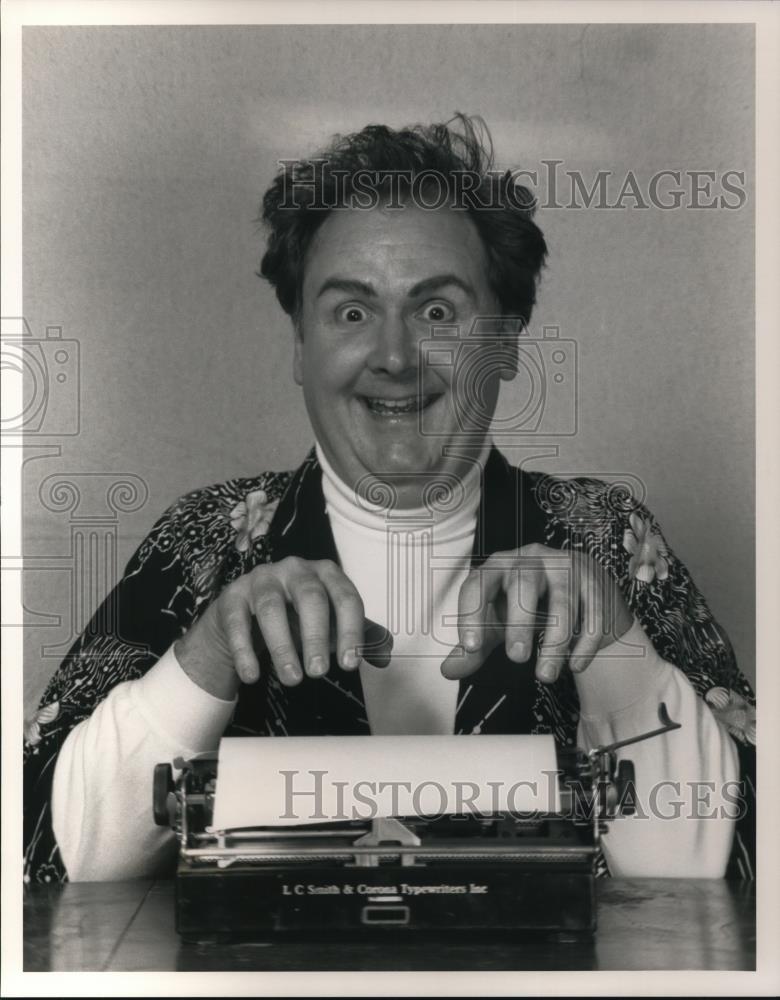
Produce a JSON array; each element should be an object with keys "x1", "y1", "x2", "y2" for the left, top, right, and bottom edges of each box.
[
  {"x1": 23, "y1": 701, "x2": 60, "y2": 748},
  {"x1": 623, "y1": 512, "x2": 670, "y2": 584},
  {"x1": 705, "y1": 686, "x2": 756, "y2": 745},
  {"x1": 228, "y1": 489, "x2": 280, "y2": 553}
]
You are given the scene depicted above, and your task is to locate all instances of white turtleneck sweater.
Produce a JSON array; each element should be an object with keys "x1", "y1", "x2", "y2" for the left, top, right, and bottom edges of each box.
[
  {"x1": 317, "y1": 443, "x2": 483, "y2": 735},
  {"x1": 51, "y1": 450, "x2": 739, "y2": 881}
]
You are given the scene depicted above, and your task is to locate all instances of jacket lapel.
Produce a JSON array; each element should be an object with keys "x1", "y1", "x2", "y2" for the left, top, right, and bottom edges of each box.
[{"x1": 456, "y1": 448, "x2": 549, "y2": 734}]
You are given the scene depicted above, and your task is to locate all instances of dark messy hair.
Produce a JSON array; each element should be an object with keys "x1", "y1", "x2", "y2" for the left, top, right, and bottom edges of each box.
[{"x1": 258, "y1": 113, "x2": 547, "y2": 325}]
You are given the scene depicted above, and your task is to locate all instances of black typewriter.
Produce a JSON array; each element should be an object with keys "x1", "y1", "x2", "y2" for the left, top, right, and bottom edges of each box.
[{"x1": 154, "y1": 705, "x2": 679, "y2": 942}]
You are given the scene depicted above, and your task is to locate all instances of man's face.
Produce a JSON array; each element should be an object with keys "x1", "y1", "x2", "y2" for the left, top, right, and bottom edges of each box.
[{"x1": 295, "y1": 203, "x2": 510, "y2": 506}]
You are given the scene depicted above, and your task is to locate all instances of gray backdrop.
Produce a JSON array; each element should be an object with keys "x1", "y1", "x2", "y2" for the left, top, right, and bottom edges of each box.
[{"x1": 21, "y1": 24, "x2": 755, "y2": 714}]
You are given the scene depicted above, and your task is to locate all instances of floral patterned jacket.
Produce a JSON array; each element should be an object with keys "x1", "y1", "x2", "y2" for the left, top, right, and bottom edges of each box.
[{"x1": 23, "y1": 447, "x2": 756, "y2": 884}]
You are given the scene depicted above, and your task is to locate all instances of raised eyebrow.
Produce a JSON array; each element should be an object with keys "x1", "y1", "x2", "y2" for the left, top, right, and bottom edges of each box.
[
  {"x1": 316, "y1": 277, "x2": 377, "y2": 300},
  {"x1": 407, "y1": 274, "x2": 476, "y2": 300}
]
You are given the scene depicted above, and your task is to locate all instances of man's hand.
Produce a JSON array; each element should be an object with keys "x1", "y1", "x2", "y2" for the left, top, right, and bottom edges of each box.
[
  {"x1": 175, "y1": 557, "x2": 392, "y2": 699},
  {"x1": 441, "y1": 544, "x2": 633, "y2": 684}
]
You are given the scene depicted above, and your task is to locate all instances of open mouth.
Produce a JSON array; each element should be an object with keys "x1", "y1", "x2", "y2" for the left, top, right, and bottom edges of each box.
[{"x1": 361, "y1": 394, "x2": 440, "y2": 416}]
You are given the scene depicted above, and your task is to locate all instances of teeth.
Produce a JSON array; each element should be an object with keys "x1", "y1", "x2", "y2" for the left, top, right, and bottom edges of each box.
[{"x1": 365, "y1": 396, "x2": 432, "y2": 414}]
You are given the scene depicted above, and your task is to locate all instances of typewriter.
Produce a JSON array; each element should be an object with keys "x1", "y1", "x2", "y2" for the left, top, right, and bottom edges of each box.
[{"x1": 154, "y1": 706, "x2": 679, "y2": 942}]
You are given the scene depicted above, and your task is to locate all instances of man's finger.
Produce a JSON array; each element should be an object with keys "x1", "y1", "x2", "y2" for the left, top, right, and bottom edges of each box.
[
  {"x1": 358, "y1": 618, "x2": 393, "y2": 669},
  {"x1": 441, "y1": 618, "x2": 504, "y2": 680},
  {"x1": 503, "y1": 562, "x2": 543, "y2": 663},
  {"x1": 315, "y1": 560, "x2": 367, "y2": 671},
  {"x1": 569, "y1": 563, "x2": 603, "y2": 673},
  {"x1": 441, "y1": 644, "x2": 482, "y2": 680},
  {"x1": 536, "y1": 577, "x2": 575, "y2": 684},
  {"x1": 220, "y1": 593, "x2": 261, "y2": 685},
  {"x1": 287, "y1": 575, "x2": 331, "y2": 678},
  {"x1": 456, "y1": 558, "x2": 508, "y2": 652},
  {"x1": 252, "y1": 583, "x2": 304, "y2": 686},
  {"x1": 315, "y1": 560, "x2": 384, "y2": 670}
]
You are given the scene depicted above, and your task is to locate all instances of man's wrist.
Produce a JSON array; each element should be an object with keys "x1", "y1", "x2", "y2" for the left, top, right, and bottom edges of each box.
[{"x1": 174, "y1": 632, "x2": 240, "y2": 701}]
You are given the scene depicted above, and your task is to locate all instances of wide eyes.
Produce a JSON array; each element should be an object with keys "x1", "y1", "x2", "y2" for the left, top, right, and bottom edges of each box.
[
  {"x1": 335, "y1": 301, "x2": 456, "y2": 325},
  {"x1": 418, "y1": 301, "x2": 455, "y2": 323},
  {"x1": 337, "y1": 304, "x2": 370, "y2": 324}
]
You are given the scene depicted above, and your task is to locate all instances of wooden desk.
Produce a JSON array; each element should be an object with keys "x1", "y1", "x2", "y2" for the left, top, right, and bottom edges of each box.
[{"x1": 24, "y1": 878, "x2": 755, "y2": 972}]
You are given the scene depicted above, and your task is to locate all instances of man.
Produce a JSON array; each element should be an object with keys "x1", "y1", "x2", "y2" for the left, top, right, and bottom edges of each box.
[{"x1": 23, "y1": 115, "x2": 755, "y2": 884}]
